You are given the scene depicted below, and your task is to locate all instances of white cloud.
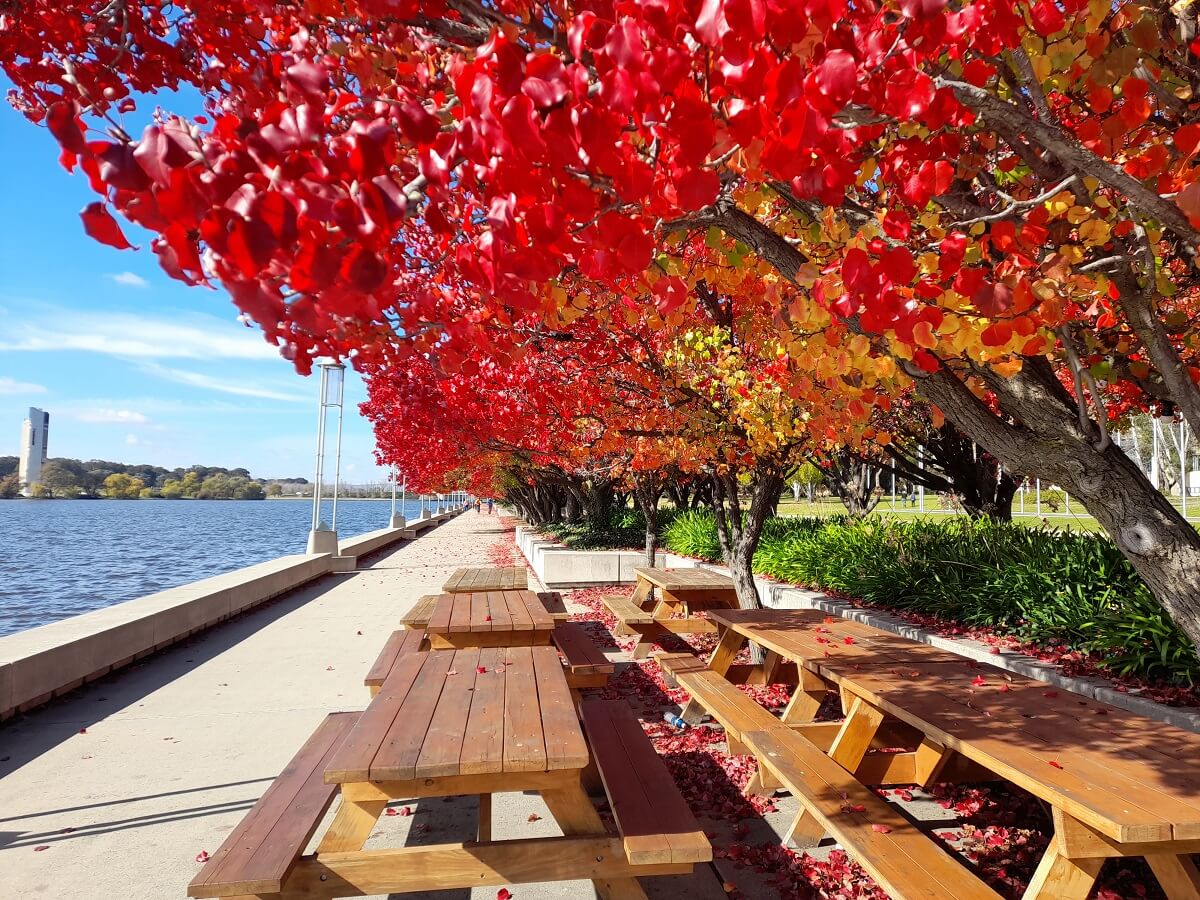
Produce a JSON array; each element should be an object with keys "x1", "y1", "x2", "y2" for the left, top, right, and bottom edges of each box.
[
  {"x1": 69, "y1": 408, "x2": 151, "y2": 424},
  {"x1": 0, "y1": 307, "x2": 279, "y2": 361},
  {"x1": 125, "y1": 434, "x2": 140, "y2": 445},
  {"x1": 139, "y1": 362, "x2": 308, "y2": 403},
  {"x1": 0, "y1": 376, "x2": 47, "y2": 395},
  {"x1": 108, "y1": 272, "x2": 149, "y2": 289}
]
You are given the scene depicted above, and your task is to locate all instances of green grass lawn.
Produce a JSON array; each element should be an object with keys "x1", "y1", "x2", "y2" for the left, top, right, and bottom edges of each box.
[{"x1": 777, "y1": 493, "x2": 1200, "y2": 533}]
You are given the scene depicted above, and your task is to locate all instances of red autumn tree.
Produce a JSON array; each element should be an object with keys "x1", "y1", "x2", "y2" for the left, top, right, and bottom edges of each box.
[{"x1": 5, "y1": 1, "x2": 1200, "y2": 646}]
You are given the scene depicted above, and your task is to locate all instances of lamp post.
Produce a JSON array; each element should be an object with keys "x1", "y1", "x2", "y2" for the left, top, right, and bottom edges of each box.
[
  {"x1": 306, "y1": 362, "x2": 345, "y2": 555},
  {"x1": 389, "y1": 466, "x2": 408, "y2": 529}
]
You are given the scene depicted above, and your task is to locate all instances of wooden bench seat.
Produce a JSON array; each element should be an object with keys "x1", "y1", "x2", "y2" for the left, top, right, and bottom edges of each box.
[
  {"x1": 580, "y1": 699, "x2": 712, "y2": 866},
  {"x1": 364, "y1": 629, "x2": 427, "y2": 695},
  {"x1": 399, "y1": 594, "x2": 439, "y2": 629},
  {"x1": 656, "y1": 654, "x2": 781, "y2": 747},
  {"x1": 553, "y1": 622, "x2": 614, "y2": 690},
  {"x1": 189, "y1": 711, "x2": 359, "y2": 898},
  {"x1": 602, "y1": 593, "x2": 655, "y2": 626},
  {"x1": 744, "y1": 728, "x2": 1002, "y2": 900}
]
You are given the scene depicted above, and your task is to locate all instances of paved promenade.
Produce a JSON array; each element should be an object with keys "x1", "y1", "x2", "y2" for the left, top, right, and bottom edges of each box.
[{"x1": 0, "y1": 513, "x2": 511, "y2": 898}]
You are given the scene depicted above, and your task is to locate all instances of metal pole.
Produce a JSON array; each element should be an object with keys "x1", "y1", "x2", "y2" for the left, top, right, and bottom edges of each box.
[
  {"x1": 390, "y1": 465, "x2": 398, "y2": 522},
  {"x1": 1020, "y1": 480, "x2": 1025, "y2": 515},
  {"x1": 1036, "y1": 478, "x2": 1041, "y2": 516},
  {"x1": 890, "y1": 467, "x2": 896, "y2": 510},
  {"x1": 1181, "y1": 419, "x2": 1189, "y2": 518},
  {"x1": 329, "y1": 365, "x2": 345, "y2": 532},
  {"x1": 310, "y1": 365, "x2": 328, "y2": 531},
  {"x1": 918, "y1": 444, "x2": 925, "y2": 512}
]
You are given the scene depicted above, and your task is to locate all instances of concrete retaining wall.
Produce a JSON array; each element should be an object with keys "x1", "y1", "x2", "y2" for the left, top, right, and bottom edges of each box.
[
  {"x1": 514, "y1": 525, "x2": 696, "y2": 588},
  {"x1": 0, "y1": 506, "x2": 467, "y2": 721}
]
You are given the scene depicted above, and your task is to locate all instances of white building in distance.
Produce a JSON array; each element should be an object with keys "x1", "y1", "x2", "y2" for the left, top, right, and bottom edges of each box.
[{"x1": 19, "y1": 407, "x2": 49, "y2": 497}]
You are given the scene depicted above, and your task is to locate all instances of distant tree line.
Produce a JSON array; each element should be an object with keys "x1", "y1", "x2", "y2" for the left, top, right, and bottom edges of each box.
[{"x1": 0, "y1": 457, "x2": 308, "y2": 500}]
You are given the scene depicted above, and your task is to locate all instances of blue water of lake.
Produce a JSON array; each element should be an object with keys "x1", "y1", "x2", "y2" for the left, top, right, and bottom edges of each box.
[{"x1": 0, "y1": 498, "x2": 437, "y2": 636}]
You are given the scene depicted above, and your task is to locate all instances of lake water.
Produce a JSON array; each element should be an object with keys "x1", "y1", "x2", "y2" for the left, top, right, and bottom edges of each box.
[{"x1": 0, "y1": 498, "x2": 439, "y2": 636}]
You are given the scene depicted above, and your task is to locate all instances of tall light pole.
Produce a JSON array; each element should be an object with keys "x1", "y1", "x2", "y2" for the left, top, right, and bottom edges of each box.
[
  {"x1": 306, "y1": 362, "x2": 345, "y2": 555},
  {"x1": 390, "y1": 467, "x2": 407, "y2": 529}
]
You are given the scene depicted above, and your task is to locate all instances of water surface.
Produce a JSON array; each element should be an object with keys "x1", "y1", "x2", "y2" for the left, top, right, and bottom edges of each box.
[{"x1": 0, "y1": 498, "x2": 436, "y2": 636}]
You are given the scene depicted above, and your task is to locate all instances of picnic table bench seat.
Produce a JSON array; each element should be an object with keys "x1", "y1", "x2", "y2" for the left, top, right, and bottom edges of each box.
[
  {"x1": 399, "y1": 594, "x2": 439, "y2": 629},
  {"x1": 580, "y1": 699, "x2": 711, "y2": 866},
  {"x1": 553, "y1": 622, "x2": 614, "y2": 690},
  {"x1": 188, "y1": 711, "x2": 359, "y2": 899},
  {"x1": 745, "y1": 728, "x2": 1002, "y2": 900},
  {"x1": 364, "y1": 629, "x2": 427, "y2": 696},
  {"x1": 603, "y1": 593, "x2": 655, "y2": 626}
]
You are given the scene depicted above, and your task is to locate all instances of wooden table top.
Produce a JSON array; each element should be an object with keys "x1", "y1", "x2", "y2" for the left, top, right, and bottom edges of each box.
[
  {"x1": 443, "y1": 566, "x2": 528, "y2": 592},
  {"x1": 707, "y1": 607, "x2": 1200, "y2": 843},
  {"x1": 427, "y1": 590, "x2": 555, "y2": 635},
  {"x1": 325, "y1": 646, "x2": 588, "y2": 784},
  {"x1": 633, "y1": 566, "x2": 735, "y2": 591}
]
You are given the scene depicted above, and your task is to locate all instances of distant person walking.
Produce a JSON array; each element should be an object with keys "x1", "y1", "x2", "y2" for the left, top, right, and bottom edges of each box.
[
  {"x1": 487, "y1": 498, "x2": 495, "y2": 515},
  {"x1": 475, "y1": 498, "x2": 482, "y2": 514}
]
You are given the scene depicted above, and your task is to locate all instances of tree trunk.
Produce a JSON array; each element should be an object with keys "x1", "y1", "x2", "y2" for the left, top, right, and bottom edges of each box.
[
  {"x1": 919, "y1": 360, "x2": 1200, "y2": 650},
  {"x1": 633, "y1": 472, "x2": 666, "y2": 567},
  {"x1": 825, "y1": 452, "x2": 881, "y2": 517},
  {"x1": 710, "y1": 468, "x2": 785, "y2": 611}
]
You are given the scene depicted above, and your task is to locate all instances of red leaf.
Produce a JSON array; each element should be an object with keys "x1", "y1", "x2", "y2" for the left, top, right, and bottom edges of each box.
[
  {"x1": 694, "y1": 0, "x2": 727, "y2": 47},
  {"x1": 813, "y1": 50, "x2": 858, "y2": 108},
  {"x1": 527, "y1": 813, "x2": 542, "y2": 822},
  {"x1": 971, "y1": 675, "x2": 986, "y2": 686},
  {"x1": 194, "y1": 851, "x2": 209, "y2": 863},
  {"x1": 972, "y1": 281, "x2": 1014, "y2": 316},
  {"x1": 1048, "y1": 760, "x2": 1063, "y2": 769},
  {"x1": 871, "y1": 823, "x2": 892, "y2": 833},
  {"x1": 676, "y1": 167, "x2": 720, "y2": 211},
  {"x1": 880, "y1": 246, "x2": 915, "y2": 284},
  {"x1": 1030, "y1": 0, "x2": 1066, "y2": 36},
  {"x1": 80, "y1": 203, "x2": 135, "y2": 250},
  {"x1": 34, "y1": 845, "x2": 50, "y2": 852},
  {"x1": 980, "y1": 321, "x2": 1013, "y2": 347},
  {"x1": 47, "y1": 101, "x2": 87, "y2": 154},
  {"x1": 497, "y1": 890, "x2": 513, "y2": 900},
  {"x1": 881, "y1": 209, "x2": 911, "y2": 240},
  {"x1": 477, "y1": 666, "x2": 488, "y2": 674},
  {"x1": 897, "y1": 0, "x2": 947, "y2": 17},
  {"x1": 885, "y1": 69, "x2": 935, "y2": 119},
  {"x1": 842, "y1": 636, "x2": 855, "y2": 645},
  {"x1": 1177, "y1": 124, "x2": 1200, "y2": 156}
]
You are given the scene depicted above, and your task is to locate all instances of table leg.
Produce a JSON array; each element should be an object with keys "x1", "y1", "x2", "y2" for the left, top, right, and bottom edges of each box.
[
  {"x1": 788, "y1": 695, "x2": 885, "y2": 847},
  {"x1": 541, "y1": 780, "x2": 648, "y2": 900},
  {"x1": 1146, "y1": 854, "x2": 1200, "y2": 899},
  {"x1": 631, "y1": 578, "x2": 652, "y2": 608},
  {"x1": 779, "y1": 668, "x2": 830, "y2": 725},
  {"x1": 680, "y1": 627, "x2": 746, "y2": 724},
  {"x1": 1022, "y1": 846, "x2": 1103, "y2": 900},
  {"x1": 318, "y1": 795, "x2": 388, "y2": 853},
  {"x1": 478, "y1": 793, "x2": 492, "y2": 843}
]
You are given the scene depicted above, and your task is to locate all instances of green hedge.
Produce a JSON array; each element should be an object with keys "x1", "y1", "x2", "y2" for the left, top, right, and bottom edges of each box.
[{"x1": 662, "y1": 511, "x2": 1199, "y2": 685}]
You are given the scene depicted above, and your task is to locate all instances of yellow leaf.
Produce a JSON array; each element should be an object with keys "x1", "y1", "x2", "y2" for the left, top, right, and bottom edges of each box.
[
  {"x1": 1066, "y1": 205, "x2": 1091, "y2": 224},
  {"x1": 1079, "y1": 219, "x2": 1111, "y2": 245}
]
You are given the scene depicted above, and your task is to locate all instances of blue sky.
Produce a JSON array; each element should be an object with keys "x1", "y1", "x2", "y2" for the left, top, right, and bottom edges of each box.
[{"x1": 0, "y1": 92, "x2": 390, "y2": 482}]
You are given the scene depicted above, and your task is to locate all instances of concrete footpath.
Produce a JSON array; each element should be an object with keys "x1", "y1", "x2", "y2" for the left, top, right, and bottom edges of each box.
[{"x1": 1, "y1": 513, "x2": 614, "y2": 900}]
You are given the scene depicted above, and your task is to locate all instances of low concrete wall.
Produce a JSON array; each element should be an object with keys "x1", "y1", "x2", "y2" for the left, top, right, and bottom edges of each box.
[
  {"x1": 0, "y1": 508, "x2": 469, "y2": 721},
  {"x1": 514, "y1": 525, "x2": 695, "y2": 588}
]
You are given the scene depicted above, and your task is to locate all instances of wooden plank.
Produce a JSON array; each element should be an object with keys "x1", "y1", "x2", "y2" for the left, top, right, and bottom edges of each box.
[
  {"x1": 581, "y1": 700, "x2": 672, "y2": 865},
  {"x1": 532, "y1": 646, "x2": 590, "y2": 770},
  {"x1": 503, "y1": 646, "x2": 547, "y2": 772},
  {"x1": 369, "y1": 651, "x2": 456, "y2": 781},
  {"x1": 427, "y1": 594, "x2": 454, "y2": 634},
  {"x1": 553, "y1": 623, "x2": 614, "y2": 674},
  {"x1": 675, "y1": 670, "x2": 781, "y2": 741},
  {"x1": 448, "y1": 596, "x2": 473, "y2": 634},
  {"x1": 520, "y1": 591, "x2": 556, "y2": 631},
  {"x1": 282, "y1": 837, "x2": 694, "y2": 897},
  {"x1": 746, "y1": 728, "x2": 1002, "y2": 900},
  {"x1": 453, "y1": 646, "x2": 507, "y2": 777},
  {"x1": 505, "y1": 590, "x2": 534, "y2": 631},
  {"x1": 469, "y1": 594, "x2": 491, "y2": 632},
  {"x1": 325, "y1": 652, "x2": 428, "y2": 783},
  {"x1": 414, "y1": 648, "x2": 481, "y2": 778},
  {"x1": 487, "y1": 592, "x2": 513, "y2": 632},
  {"x1": 442, "y1": 569, "x2": 466, "y2": 592},
  {"x1": 399, "y1": 595, "x2": 438, "y2": 628},
  {"x1": 191, "y1": 712, "x2": 358, "y2": 897}
]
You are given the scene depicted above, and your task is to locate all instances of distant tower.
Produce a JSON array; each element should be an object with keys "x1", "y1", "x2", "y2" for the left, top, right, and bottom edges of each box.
[{"x1": 19, "y1": 407, "x2": 49, "y2": 496}]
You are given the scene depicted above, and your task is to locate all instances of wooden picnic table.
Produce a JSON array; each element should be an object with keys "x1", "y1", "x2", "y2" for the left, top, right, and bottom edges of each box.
[
  {"x1": 688, "y1": 607, "x2": 1200, "y2": 900},
  {"x1": 605, "y1": 567, "x2": 739, "y2": 660},
  {"x1": 631, "y1": 566, "x2": 738, "y2": 612},
  {"x1": 443, "y1": 565, "x2": 528, "y2": 592},
  {"x1": 426, "y1": 590, "x2": 555, "y2": 649},
  {"x1": 315, "y1": 647, "x2": 695, "y2": 897}
]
